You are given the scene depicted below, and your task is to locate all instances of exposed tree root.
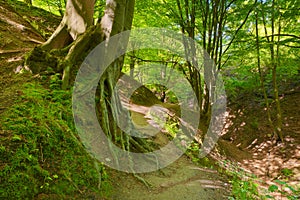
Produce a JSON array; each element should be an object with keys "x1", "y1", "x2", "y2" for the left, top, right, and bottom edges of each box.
[
  {"x1": 133, "y1": 174, "x2": 152, "y2": 189},
  {"x1": 0, "y1": 49, "x2": 31, "y2": 54}
]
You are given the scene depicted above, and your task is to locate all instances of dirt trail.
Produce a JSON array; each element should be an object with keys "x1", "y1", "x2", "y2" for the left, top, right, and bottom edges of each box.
[
  {"x1": 109, "y1": 155, "x2": 229, "y2": 200},
  {"x1": 2, "y1": 1, "x2": 299, "y2": 199},
  {"x1": 240, "y1": 88, "x2": 300, "y2": 195},
  {"x1": 108, "y1": 96, "x2": 230, "y2": 199}
]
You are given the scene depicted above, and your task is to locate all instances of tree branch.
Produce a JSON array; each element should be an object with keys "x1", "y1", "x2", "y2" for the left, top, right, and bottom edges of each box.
[
  {"x1": 222, "y1": 0, "x2": 257, "y2": 58},
  {"x1": 281, "y1": 44, "x2": 300, "y2": 48},
  {"x1": 264, "y1": 34, "x2": 300, "y2": 40}
]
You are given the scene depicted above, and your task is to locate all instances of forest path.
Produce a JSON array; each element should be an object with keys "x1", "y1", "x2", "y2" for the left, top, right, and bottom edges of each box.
[
  {"x1": 109, "y1": 155, "x2": 229, "y2": 200},
  {"x1": 108, "y1": 93, "x2": 230, "y2": 199}
]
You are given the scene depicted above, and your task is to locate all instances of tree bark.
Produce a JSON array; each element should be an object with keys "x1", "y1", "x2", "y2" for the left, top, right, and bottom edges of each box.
[
  {"x1": 26, "y1": 0, "x2": 157, "y2": 159},
  {"x1": 42, "y1": 0, "x2": 95, "y2": 50}
]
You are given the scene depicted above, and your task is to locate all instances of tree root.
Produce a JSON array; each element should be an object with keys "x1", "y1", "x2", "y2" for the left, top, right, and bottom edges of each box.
[{"x1": 133, "y1": 174, "x2": 152, "y2": 189}]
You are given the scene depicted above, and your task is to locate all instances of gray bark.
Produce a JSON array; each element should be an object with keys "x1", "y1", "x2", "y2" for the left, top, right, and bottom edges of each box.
[{"x1": 42, "y1": 0, "x2": 95, "y2": 50}]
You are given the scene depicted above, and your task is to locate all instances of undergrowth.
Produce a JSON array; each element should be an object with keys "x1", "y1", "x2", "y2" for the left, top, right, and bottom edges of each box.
[
  {"x1": 220, "y1": 160, "x2": 299, "y2": 200},
  {"x1": 0, "y1": 75, "x2": 110, "y2": 199}
]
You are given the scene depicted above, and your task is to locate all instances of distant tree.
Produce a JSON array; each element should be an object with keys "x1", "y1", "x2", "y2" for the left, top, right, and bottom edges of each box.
[
  {"x1": 165, "y1": 0, "x2": 257, "y2": 121},
  {"x1": 259, "y1": 0, "x2": 284, "y2": 142}
]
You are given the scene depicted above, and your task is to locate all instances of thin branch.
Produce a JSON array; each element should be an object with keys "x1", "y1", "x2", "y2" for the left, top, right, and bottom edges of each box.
[
  {"x1": 281, "y1": 44, "x2": 300, "y2": 48},
  {"x1": 225, "y1": 0, "x2": 237, "y2": 10},
  {"x1": 222, "y1": 0, "x2": 258, "y2": 56},
  {"x1": 264, "y1": 34, "x2": 300, "y2": 40},
  {"x1": 133, "y1": 56, "x2": 179, "y2": 64}
]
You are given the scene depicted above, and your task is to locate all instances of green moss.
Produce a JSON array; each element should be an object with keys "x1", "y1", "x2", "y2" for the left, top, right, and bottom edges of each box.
[
  {"x1": 24, "y1": 47, "x2": 58, "y2": 74},
  {"x1": 0, "y1": 82, "x2": 110, "y2": 199}
]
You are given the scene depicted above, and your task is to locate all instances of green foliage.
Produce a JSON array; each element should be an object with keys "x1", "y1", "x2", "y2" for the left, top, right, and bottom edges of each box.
[
  {"x1": 17, "y1": 0, "x2": 65, "y2": 16},
  {"x1": 164, "y1": 118, "x2": 179, "y2": 138},
  {"x1": 185, "y1": 142, "x2": 212, "y2": 166},
  {"x1": 229, "y1": 177, "x2": 260, "y2": 200},
  {"x1": 221, "y1": 160, "x2": 262, "y2": 200},
  {"x1": 222, "y1": 64, "x2": 260, "y2": 99},
  {"x1": 265, "y1": 179, "x2": 300, "y2": 200},
  {"x1": 0, "y1": 81, "x2": 110, "y2": 199},
  {"x1": 146, "y1": 107, "x2": 179, "y2": 139},
  {"x1": 281, "y1": 168, "x2": 293, "y2": 177},
  {"x1": 133, "y1": 0, "x2": 174, "y2": 28},
  {"x1": 221, "y1": 162, "x2": 299, "y2": 200},
  {"x1": 18, "y1": 0, "x2": 105, "y2": 21},
  {"x1": 2, "y1": 0, "x2": 300, "y2": 198}
]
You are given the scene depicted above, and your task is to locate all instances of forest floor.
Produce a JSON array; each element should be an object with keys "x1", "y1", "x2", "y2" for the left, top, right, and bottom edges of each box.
[
  {"x1": 0, "y1": 0, "x2": 58, "y2": 115},
  {"x1": 108, "y1": 156, "x2": 229, "y2": 200},
  {"x1": 0, "y1": 1, "x2": 299, "y2": 199},
  {"x1": 106, "y1": 79, "x2": 230, "y2": 199},
  {"x1": 218, "y1": 84, "x2": 300, "y2": 198},
  {"x1": 106, "y1": 75, "x2": 300, "y2": 199}
]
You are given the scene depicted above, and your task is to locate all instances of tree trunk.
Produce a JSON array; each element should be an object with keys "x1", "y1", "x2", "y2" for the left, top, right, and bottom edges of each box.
[
  {"x1": 26, "y1": 0, "x2": 159, "y2": 173},
  {"x1": 255, "y1": 11, "x2": 274, "y2": 139},
  {"x1": 261, "y1": 0, "x2": 283, "y2": 142},
  {"x1": 273, "y1": 4, "x2": 283, "y2": 142},
  {"x1": 43, "y1": 0, "x2": 95, "y2": 50},
  {"x1": 25, "y1": 0, "x2": 96, "y2": 74}
]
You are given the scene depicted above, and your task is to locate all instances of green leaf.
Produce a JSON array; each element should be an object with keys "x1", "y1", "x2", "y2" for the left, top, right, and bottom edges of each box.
[
  {"x1": 265, "y1": 194, "x2": 275, "y2": 199},
  {"x1": 286, "y1": 185, "x2": 296, "y2": 192},
  {"x1": 11, "y1": 135, "x2": 22, "y2": 142},
  {"x1": 275, "y1": 180, "x2": 286, "y2": 185},
  {"x1": 268, "y1": 185, "x2": 279, "y2": 192}
]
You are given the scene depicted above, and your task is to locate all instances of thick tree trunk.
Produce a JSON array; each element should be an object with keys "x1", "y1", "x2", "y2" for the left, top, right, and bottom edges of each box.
[
  {"x1": 61, "y1": 0, "x2": 151, "y2": 156},
  {"x1": 43, "y1": 0, "x2": 95, "y2": 50},
  {"x1": 26, "y1": 0, "x2": 153, "y2": 160},
  {"x1": 61, "y1": 0, "x2": 134, "y2": 88},
  {"x1": 41, "y1": 19, "x2": 73, "y2": 50},
  {"x1": 25, "y1": 0, "x2": 95, "y2": 73},
  {"x1": 97, "y1": 0, "x2": 137, "y2": 148}
]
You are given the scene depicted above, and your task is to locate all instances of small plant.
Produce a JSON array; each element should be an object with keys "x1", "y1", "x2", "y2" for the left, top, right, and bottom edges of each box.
[
  {"x1": 229, "y1": 176, "x2": 260, "y2": 200},
  {"x1": 281, "y1": 168, "x2": 293, "y2": 177},
  {"x1": 266, "y1": 179, "x2": 300, "y2": 200},
  {"x1": 251, "y1": 118, "x2": 259, "y2": 130},
  {"x1": 221, "y1": 160, "x2": 262, "y2": 200}
]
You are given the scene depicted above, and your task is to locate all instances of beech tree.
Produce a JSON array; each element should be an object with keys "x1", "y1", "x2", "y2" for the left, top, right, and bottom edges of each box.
[
  {"x1": 25, "y1": 0, "x2": 158, "y2": 157},
  {"x1": 25, "y1": 0, "x2": 162, "y2": 172},
  {"x1": 26, "y1": 0, "x2": 134, "y2": 86}
]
